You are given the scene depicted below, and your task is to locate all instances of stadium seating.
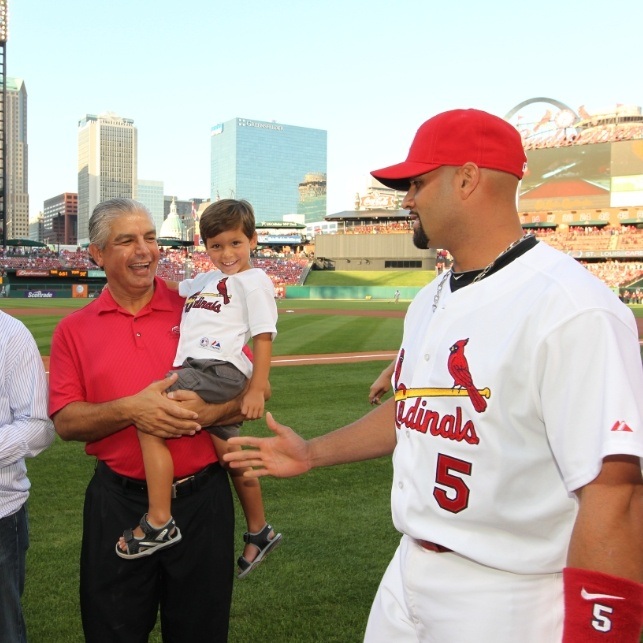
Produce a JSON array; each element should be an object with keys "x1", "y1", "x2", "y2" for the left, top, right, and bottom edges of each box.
[{"x1": 2, "y1": 225, "x2": 642, "y2": 292}]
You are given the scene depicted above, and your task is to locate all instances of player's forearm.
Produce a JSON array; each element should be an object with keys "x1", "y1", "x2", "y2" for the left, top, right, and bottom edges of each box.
[
  {"x1": 308, "y1": 398, "x2": 396, "y2": 469},
  {"x1": 567, "y1": 457, "x2": 643, "y2": 582}
]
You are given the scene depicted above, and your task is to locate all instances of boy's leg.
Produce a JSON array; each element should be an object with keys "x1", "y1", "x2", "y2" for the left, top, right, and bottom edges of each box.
[
  {"x1": 117, "y1": 432, "x2": 174, "y2": 550},
  {"x1": 213, "y1": 435, "x2": 267, "y2": 534},
  {"x1": 137, "y1": 432, "x2": 174, "y2": 528},
  {"x1": 212, "y1": 434, "x2": 280, "y2": 567}
]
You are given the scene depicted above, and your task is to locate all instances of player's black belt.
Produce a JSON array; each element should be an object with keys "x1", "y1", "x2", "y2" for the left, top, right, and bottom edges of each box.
[
  {"x1": 416, "y1": 539, "x2": 452, "y2": 553},
  {"x1": 95, "y1": 460, "x2": 221, "y2": 498}
]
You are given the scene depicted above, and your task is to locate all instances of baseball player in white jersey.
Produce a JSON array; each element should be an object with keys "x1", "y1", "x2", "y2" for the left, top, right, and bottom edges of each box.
[{"x1": 224, "y1": 109, "x2": 643, "y2": 642}]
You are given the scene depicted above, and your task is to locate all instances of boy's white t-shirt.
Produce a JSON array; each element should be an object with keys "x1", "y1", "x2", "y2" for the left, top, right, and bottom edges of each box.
[{"x1": 175, "y1": 268, "x2": 278, "y2": 379}]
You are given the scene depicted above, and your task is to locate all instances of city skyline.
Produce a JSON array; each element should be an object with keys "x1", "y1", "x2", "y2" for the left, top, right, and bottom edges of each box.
[
  {"x1": 210, "y1": 117, "x2": 327, "y2": 223},
  {"x1": 8, "y1": 0, "x2": 643, "y2": 223}
]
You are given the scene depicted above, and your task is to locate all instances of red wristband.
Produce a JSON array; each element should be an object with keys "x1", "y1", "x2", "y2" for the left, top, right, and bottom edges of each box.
[{"x1": 563, "y1": 567, "x2": 643, "y2": 642}]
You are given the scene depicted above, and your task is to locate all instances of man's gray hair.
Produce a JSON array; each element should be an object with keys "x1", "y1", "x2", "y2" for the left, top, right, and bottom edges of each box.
[{"x1": 89, "y1": 198, "x2": 153, "y2": 250}]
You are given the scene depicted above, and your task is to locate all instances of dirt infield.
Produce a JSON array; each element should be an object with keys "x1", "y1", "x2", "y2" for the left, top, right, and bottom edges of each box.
[
  {"x1": 10, "y1": 308, "x2": 78, "y2": 316},
  {"x1": 40, "y1": 350, "x2": 397, "y2": 373},
  {"x1": 283, "y1": 308, "x2": 406, "y2": 318},
  {"x1": 10, "y1": 307, "x2": 407, "y2": 319},
  {"x1": 15, "y1": 303, "x2": 643, "y2": 372}
]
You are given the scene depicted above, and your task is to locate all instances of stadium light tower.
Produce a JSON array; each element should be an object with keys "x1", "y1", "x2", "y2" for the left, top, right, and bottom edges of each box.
[{"x1": 0, "y1": 0, "x2": 6, "y2": 249}]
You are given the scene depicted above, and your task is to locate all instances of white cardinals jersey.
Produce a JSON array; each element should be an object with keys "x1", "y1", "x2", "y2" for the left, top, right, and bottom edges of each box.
[
  {"x1": 391, "y1": 241, "x2": 643, "y2": 574},
  {"x1": 175, "y1": 268, "x2": 277, "y2": 378}
]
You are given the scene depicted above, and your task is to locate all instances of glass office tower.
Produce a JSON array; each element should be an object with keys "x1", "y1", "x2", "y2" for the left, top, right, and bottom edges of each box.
[
  {"x1": 210, "y1": 118, "x2": 327, "y2": 223},
  {"x1": 136, "y1": 179, "x2": 165, "y2": 231}
]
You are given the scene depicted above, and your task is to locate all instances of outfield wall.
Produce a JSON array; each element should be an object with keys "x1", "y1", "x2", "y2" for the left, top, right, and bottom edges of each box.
[
  {"x1": 286, "y1": 286, "x2": 423, "y2": 300},
  {"x1": 1, "y1": 270, "x2": 106, "y2": 298},
  {"x1": 314, "y1": 234, "x2": 434, "y2": 270}
]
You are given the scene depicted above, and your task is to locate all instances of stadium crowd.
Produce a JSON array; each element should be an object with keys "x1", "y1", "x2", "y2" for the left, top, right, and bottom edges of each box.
[
  {"x1": 522, "y1": 122, "x2": 643, "y2": 150},
  {"x1": 341, "y1": 221, "x2": 413, "y2": 234},
  {"x1": 580, "y1": 260, "x2": 643, "y2": 291},
  {"x1": 532, "y1": 225, "x2": 643, "y2": 253},
  {"x1": 154, "y1": 248, "x2": 309, "y2": 289},
  {"x1": 0, "y1": 247, "x2": 95, "y2": 270},
  {"x1": 2, "y1": 224, "x2": 642, "y2": 295}
]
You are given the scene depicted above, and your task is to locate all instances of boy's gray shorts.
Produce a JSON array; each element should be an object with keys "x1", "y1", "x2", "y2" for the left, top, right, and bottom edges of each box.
[{"x1": 166, "y1": 357, "x2": 247, "y2": 439}]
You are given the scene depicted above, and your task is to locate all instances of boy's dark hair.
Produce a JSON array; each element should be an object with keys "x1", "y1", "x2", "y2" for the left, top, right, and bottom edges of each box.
[{"x1": 199, "y1": 199, "x2": 256, "y2": 243}]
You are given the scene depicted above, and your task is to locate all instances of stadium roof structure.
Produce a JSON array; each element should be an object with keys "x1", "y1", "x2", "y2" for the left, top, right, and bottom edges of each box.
[
  {"x1": 257, "y1": 221, "x2": 305, "y2": 229},
  {"x1": 157, "y1": 237, "x2": 192, "y2": 248},
  {"x1": 5, "y1": 238, "x2": 47, "y2": 247},
  {"x1": 325, "y1": 208, "x2": 411, "y2": 222}
]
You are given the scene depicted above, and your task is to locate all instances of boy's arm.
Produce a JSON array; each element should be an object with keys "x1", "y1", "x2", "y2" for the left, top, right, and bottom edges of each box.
[
  {"x1": 163, "y1": 279, "x2": 180, "y2": 291},
  {"x1": 242, "y1": 333, "x2": 272, "y2": 419}
]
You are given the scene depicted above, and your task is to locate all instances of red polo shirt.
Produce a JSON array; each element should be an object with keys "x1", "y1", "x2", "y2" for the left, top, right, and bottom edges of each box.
[{"x1": 49, "y1": 277, "x2": 218, "y2": 478}]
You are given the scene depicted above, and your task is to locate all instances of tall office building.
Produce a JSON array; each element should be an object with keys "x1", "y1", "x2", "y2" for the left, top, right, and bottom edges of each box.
[
  {"x1": 136, "y1": 179, "x2": 164, "y2": 231},
  {"x1": 210, "y1": 118, "x2": 327, "y2": 223},
  {"x1": 77, "y1": 112, "x2": 137, "y2": 243},
  {"x1": 6, "y1": 77, "x2": 29, "y2": 239},
  {"x1": 43, "y1": 192, "x2": 78, "y2": 245}
]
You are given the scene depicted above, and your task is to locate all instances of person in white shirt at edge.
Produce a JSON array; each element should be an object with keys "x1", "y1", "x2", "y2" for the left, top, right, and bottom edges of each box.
[{"x1": 0, "y1": 310, "x2": 56, "y2": 643}]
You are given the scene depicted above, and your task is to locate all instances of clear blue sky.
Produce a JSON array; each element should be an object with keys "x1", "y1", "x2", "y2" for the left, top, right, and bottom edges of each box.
[{"x1": 10, "y1": 0, "x2": 643, "y2": 221}]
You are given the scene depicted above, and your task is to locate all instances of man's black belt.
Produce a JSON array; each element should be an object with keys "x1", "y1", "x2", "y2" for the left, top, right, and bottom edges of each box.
[{"x1": 96, "y1": 460, "x2": 220, "y2": 498}]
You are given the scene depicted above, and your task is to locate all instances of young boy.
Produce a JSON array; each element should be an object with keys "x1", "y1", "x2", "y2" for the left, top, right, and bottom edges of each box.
[{"x1": 116, "y1": 199, "x2": 282, "y2": 578}]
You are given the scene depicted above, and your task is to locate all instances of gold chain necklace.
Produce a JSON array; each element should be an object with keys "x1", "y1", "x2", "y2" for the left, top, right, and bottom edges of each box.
[{"x1": 432, "y1": 234, "x2": 532, "y2": 312}]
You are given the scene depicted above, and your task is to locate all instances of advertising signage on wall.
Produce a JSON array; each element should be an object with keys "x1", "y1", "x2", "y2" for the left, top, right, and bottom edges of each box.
[
  {"x1": 15, "y1": 269, "x2": 89, "y2": 278},
  {"x1": 24, "y1": 290, "x2": 55, "y2": 298},
  {"x1": 16, "y1": 270, "x2": 49, "y2": 277}
]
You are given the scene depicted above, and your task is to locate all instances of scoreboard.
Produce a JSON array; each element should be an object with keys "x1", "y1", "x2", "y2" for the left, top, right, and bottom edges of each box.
[{"x1": 49, "y1": 268, "x2": 88, "y2": 278}]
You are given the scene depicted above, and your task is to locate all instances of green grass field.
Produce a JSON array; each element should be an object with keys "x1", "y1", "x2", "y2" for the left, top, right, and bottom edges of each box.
[
  {"x1": 1, "y1": 296, "x2": 642, "y2": 642},
  {"x1": 1, "y1": 297, "x2": 405, "y2": 642},
  {"x1": 23, "y1": 363, "x2": 396, "y2": 643}
]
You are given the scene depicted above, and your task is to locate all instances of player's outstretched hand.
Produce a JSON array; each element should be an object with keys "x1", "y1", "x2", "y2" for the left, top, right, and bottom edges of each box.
[{"x1": 224, "y1": 412, "x2": 311, "y2": 478}]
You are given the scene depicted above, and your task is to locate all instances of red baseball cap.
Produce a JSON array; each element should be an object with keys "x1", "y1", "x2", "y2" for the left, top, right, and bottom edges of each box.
[{"x1": 371, "y1": 109, "x2": 527, "y2": 191}]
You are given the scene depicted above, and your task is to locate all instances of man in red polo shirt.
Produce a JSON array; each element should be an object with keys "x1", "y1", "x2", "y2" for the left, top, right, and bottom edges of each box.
[{"x1": 49, "y1": 198, "x2": 246, "y2": 642}]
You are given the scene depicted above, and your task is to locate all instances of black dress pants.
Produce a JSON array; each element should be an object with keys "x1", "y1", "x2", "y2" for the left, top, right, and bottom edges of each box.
[{"x1": 80, "y1": 461, "x2": 234, "y2": 643}]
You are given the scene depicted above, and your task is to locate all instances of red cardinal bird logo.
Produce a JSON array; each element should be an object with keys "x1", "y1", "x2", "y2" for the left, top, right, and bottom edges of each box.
[
  {"x1": 217, "y1": 277, "x2": 231, "y2": 305},
  {"x1": 447, "y1": 339, "x2": 487, "y2": 413}
]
